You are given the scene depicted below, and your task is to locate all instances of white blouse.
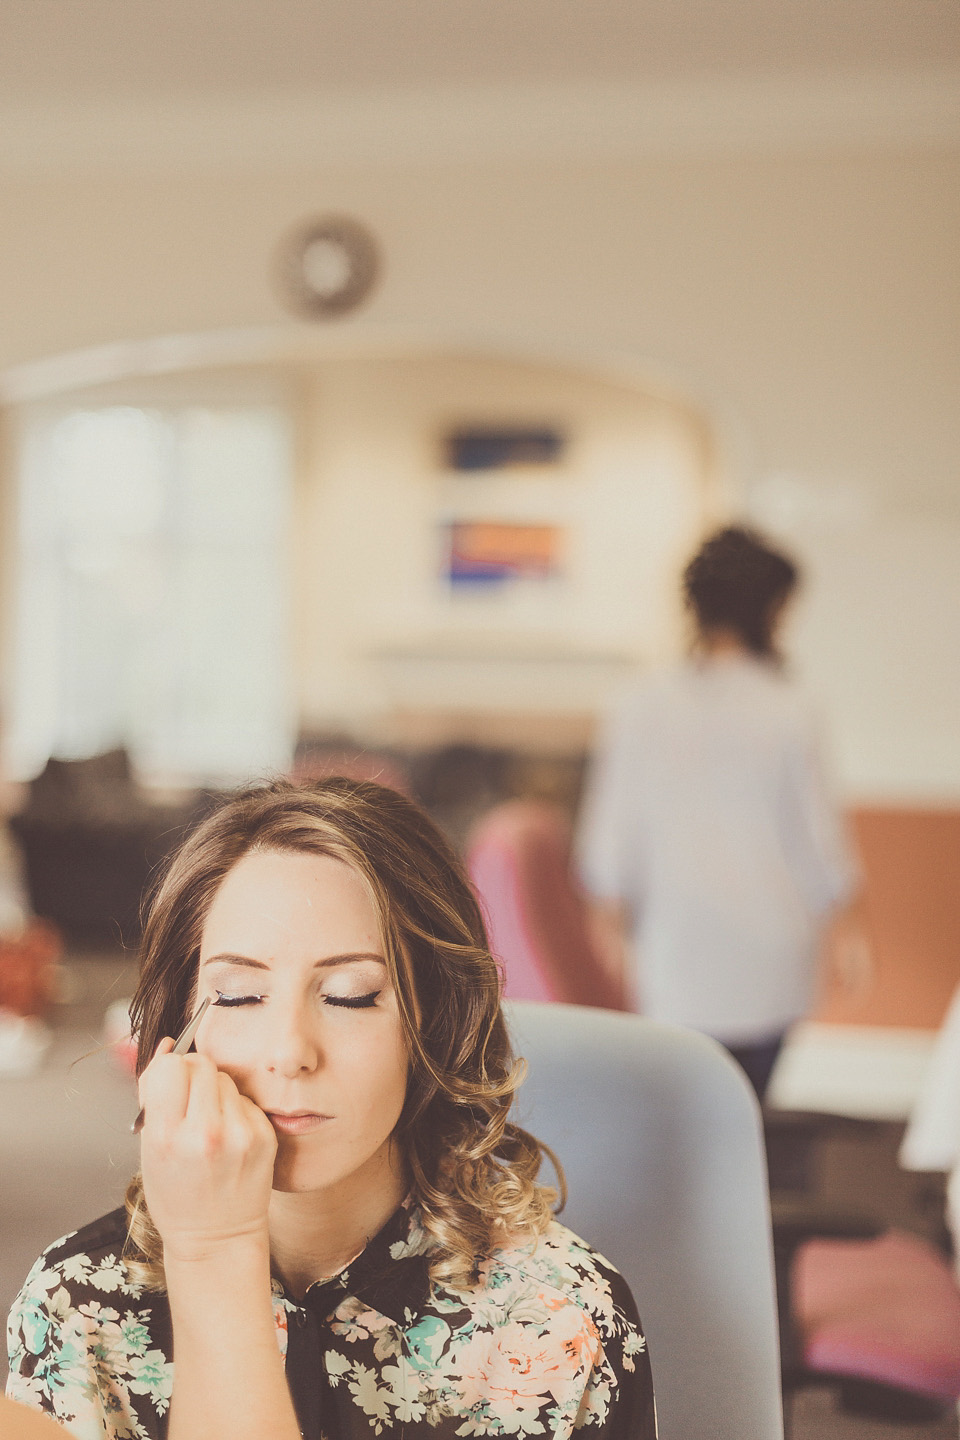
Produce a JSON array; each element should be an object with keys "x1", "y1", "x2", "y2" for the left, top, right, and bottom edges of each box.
[{"x1": 577, "y1": 655, "x2": 856, "y2": 1044}]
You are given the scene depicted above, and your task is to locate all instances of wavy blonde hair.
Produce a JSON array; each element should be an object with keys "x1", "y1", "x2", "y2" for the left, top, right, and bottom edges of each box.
[{"x1": 124, "y1": 776, "x2": 561, "y2": 1291}]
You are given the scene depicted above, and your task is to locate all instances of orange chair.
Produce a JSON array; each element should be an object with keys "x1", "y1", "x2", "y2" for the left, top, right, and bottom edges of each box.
[{"x1": 465, "y1": 799, "x2": 624, "y2": 1010}]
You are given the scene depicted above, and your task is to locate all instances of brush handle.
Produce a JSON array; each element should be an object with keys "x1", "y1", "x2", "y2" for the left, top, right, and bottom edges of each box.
[{"x1": 130, "y1": 995, "x2": 212, "y2": 1134}]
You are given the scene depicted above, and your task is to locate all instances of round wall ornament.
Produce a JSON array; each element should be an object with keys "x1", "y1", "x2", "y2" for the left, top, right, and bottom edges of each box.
[{"x1": 275, "y1": 215, "x2": 381, "y2": 320}]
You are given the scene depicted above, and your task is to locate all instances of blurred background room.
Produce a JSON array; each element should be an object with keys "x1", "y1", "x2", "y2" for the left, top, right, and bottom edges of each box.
[{"x1": 0, "y1": 3, "x2": 959, "y2": 1435}]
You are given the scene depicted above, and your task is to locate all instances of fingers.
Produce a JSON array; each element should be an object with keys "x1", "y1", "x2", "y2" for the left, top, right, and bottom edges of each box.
[
  {"x1": 183, "y1": 1052, "x2": 222, "y2": 1125},
  {"x1": 139, "y1": 1034, "x2": 175, "y2": 1081},
  {"x1": 216, "y1": 1070, "x2": 277, "y2": 1158},
  {"x1": 139, "y1": 1049, "x2": 225, "y2": 1144},
  {"x1": 137, "y1": 1052, "x2": 275, "y2": 1256},
  {"x1": 181, "y1": 1058, "x2": 268, "y2": 1153},
  {"x1": 142, "y1": 1054, "x2": 275, "y2": 1155},
  {"x1": 138, "y1": 1038, "x2": 189, "y2": 1124}
]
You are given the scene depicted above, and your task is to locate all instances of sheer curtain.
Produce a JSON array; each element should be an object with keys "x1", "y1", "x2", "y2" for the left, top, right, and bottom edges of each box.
[{"x1": 7, "y1": 402, "x2": 294, "y2": 786}]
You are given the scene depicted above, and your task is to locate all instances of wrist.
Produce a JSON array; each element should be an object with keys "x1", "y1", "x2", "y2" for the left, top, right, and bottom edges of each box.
[
  {"x1": 162, "y1": 1224, "x2": 271, "y2": 1272},
  {"x1": 163, "y1": 1231, "x2": 276, "y2": 1334}
]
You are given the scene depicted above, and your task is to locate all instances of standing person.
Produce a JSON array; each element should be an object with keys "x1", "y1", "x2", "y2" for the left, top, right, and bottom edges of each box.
[
  {"x1": 8, "y1": 777, "x2": 655, "y2": 1440},
  {"x1": 577, "y1": 525, "x2": 858, "y2": 1099}
]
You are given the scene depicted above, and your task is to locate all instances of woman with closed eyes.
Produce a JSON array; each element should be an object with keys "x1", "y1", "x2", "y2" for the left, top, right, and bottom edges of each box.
[{"x1": 7, "y1": 778, "x2": 656, "y2": 1440}]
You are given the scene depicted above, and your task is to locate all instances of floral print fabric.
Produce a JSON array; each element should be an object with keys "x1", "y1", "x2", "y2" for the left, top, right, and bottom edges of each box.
[{"x1": 7, "y1": 1203, "x2": 656, "y2": 1438}]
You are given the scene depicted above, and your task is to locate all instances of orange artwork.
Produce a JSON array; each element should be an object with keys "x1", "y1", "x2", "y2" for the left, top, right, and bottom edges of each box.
[{"x1": 447, "y1": 521, "x2": 564, "y2": 585}]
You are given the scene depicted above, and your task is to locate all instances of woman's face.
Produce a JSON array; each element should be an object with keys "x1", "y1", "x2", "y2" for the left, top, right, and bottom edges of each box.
[{"x1": 193, "y1": 847, "x2": 409, "y2": 1196}]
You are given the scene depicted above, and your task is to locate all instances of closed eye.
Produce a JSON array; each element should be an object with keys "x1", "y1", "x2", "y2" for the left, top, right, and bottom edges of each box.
[
  {"x1": 213, "y1": 991, "x2": 265, "y2": 1008},
  {"x1": 324, "y1": 991, "x2": 381, "y2": 1009}
]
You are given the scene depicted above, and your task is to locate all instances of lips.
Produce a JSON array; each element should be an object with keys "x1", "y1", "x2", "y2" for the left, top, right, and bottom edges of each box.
[{"x1": 266, "y1": 1111, "x2": 331, "y2": 1135}]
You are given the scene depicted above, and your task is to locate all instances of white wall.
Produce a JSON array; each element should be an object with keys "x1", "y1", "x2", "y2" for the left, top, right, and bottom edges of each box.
[
  {"x1": 761, "y1": 501, "x2": 960, "y2": 803},
  {"x1": 293, "y1": 353, "x2": 708, "y2": 736},
  {"x1": 0, "y1": 142, "x2": 957, "y2": 797}
]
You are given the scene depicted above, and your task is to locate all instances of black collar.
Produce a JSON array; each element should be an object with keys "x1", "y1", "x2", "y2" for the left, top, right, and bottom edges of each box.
[{"x1": 285, "y1": 1201, "x2": 434, "y2": 1326}]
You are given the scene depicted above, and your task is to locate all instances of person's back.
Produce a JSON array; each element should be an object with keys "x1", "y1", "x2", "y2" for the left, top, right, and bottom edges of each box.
[
  {"x1": 580, "y1": 654, "x2": 849, "y2": 1040},
  {"x1": 578, "y1": 525, "x2": 856, "y2": 1095}
]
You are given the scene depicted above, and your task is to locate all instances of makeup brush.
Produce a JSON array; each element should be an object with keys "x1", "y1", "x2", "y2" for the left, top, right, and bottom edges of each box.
[{"x1": 130, "y1": 995, "x2": 212, "y2": 1134}]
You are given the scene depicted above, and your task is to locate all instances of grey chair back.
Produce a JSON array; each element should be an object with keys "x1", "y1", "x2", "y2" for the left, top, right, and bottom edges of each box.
[{"x1": 505, "y1": 1001, "x2": 784, "y2": 1440}]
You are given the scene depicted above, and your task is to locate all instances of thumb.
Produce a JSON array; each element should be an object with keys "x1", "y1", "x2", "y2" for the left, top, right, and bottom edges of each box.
[{"x1": 137, "y1": 1034, "x2": 177, "y2": 1102}]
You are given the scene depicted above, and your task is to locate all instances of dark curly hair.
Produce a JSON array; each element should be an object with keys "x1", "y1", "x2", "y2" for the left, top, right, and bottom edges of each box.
[
  {"x1": 124, "y1": 776, "x2": 560, "y2": 1291},
  {"x1": 683, "y1": 525, "x2": 799, "y2": 657}
]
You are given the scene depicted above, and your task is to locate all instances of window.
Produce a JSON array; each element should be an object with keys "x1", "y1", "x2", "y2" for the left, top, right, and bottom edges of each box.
[{"x1": 7, "y1": 402, "x2": 293, "y2": 786}]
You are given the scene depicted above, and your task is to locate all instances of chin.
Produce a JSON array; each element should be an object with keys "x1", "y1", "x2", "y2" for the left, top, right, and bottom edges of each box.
[
  {"x1": 271, "y1": 1143, "x2": 347, "y2": 1194},
  {"x1": 272, "y1": 1157, "x2": 327, "y2": 1193}
]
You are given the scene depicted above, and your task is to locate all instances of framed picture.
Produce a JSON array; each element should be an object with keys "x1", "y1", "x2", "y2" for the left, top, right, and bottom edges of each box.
[
  {"x1": 444, "y1": 427, "x2": 565, "y2": 471},
  {"x1": 444, "y1": 520, "x2": 565, "y2": 588}
]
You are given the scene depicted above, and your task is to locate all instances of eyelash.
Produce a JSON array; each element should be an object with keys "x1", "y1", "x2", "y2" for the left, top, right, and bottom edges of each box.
[
  {"x1": 213, "y1": 991, "x2": 264, "y2": 1008},
  {"x1": 328, "y1": 991, "x2": 381, "y2": 1009},
  {"x1": 212, "y1": 989, "x2": 381, "y2": 1010}
]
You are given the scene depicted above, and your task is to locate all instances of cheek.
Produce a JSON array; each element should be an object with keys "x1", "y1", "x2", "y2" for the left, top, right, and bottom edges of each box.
[
  {"x1": 344, "y1": 1029, "x2": 408, "y2": 1114},
  {"x1": 195, "y1": 1021, "x2": 257, "y2": 1081}
]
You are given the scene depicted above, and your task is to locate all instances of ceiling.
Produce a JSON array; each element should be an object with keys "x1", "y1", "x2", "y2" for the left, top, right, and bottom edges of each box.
[
  {"x1": 1, "y1": 0, "x2": 958, "y2": 100},
  {"x1": 1, "y1": 2, "x2": 956, "y2": 173}
]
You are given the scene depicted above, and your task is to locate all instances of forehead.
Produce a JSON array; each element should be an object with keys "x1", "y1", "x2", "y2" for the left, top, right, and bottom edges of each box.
[{"x1": 200, "y1": 847, "x2": 382, "y2": 957}]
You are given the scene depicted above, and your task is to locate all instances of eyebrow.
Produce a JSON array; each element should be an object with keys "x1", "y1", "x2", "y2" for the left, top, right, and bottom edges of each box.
[{"x1": 201, "y1": 952, "x2": 386, "y2": 972}]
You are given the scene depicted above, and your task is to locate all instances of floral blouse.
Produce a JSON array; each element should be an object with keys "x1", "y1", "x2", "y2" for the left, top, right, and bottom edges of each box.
[{"x1": 6, "y1": 1201, "x2": 656, "y2": 1439}]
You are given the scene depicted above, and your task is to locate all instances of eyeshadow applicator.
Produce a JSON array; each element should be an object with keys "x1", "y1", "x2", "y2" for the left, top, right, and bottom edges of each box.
[{"x1": 130, "y1": 995, "x2": 212, "y2": 1134}]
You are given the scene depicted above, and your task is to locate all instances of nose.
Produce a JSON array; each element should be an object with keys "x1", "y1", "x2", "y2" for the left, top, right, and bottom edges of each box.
[{"x1": 263, "y1": 998, "x2": 321, "y2": 1079}]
